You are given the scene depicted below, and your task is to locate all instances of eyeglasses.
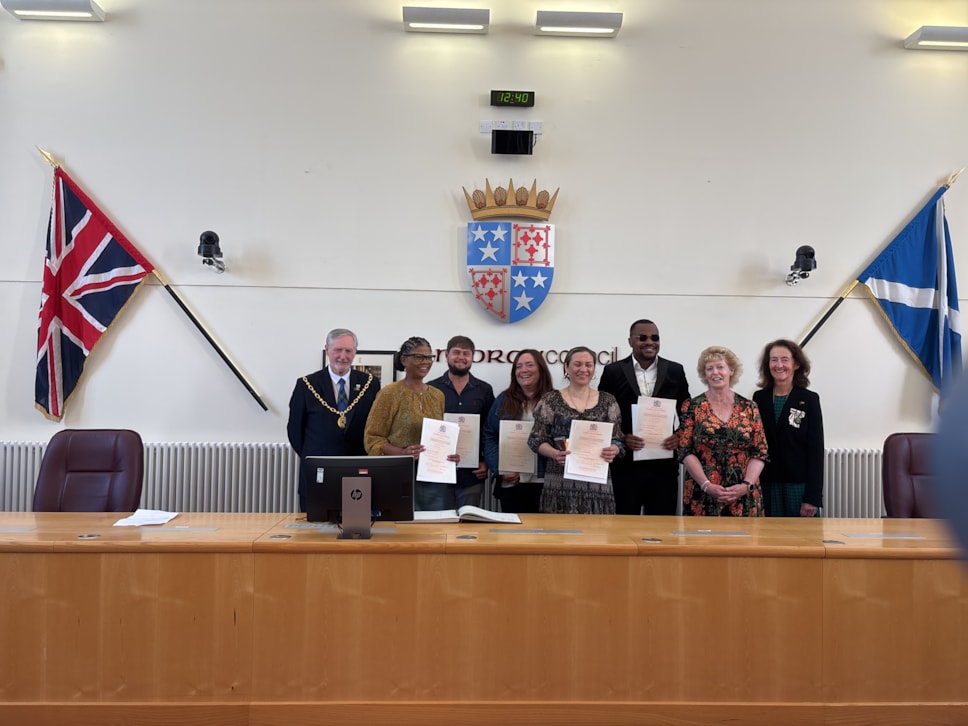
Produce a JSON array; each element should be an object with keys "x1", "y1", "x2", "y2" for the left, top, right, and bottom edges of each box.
[
  {"x1": 404, "y1": 353, "x2": 435, "y2": 363},
  {"x1": 634, "y1": 334, "x2": 660, "y2": 342}
]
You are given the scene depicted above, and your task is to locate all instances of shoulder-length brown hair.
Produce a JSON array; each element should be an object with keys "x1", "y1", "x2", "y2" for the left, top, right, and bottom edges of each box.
[
  {"x1": 499, "y1": 349, "x2": 554, "y2": 419},
  {"x1": 757, "y1": 338, "x2": 811, "y2": 389}
]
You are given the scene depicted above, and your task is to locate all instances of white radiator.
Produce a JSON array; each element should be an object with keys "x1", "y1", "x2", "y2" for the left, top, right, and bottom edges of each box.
[
  {"x1": 143, "y1": 442, "x2": 299, "y2": 513},
  {"x1": 823, "y1": 448, "x2": 884, "y2": 518},
  {"x1": 0, "y1": 441, "x2": 299, "y2": 513},
  {"x1": 0, "y1": 441, "x2": 45, "y2": 511},
  {"x1": 1, "y1": 441, "x2": 882, "y2": 517}
]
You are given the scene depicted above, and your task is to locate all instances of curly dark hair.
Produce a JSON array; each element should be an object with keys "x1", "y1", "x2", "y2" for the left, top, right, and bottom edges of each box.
[{"x1": 757, "y1": 338, "x2": 811, "y2": 389}]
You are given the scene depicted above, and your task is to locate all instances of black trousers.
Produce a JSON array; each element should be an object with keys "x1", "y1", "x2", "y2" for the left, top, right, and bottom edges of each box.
[
  {"x1": 496, "y1": 481, "x2": 543, "y2": 514},
  {"x1": 610, "y1": 458, "x2": 680, "y2": 516}
]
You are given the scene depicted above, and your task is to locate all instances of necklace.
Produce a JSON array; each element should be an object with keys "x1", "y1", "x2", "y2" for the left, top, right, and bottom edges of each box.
[
  {"x1": 402, "y1": 380, "x2": 429, "y2": 411},
  {"x1": 303, "y1": 373, "x2": 374, "y2": 429},
  {"x1": 564, "y1": 386, "x2": 592, "y2": 411},
  {"x1": 707, "y1": 391, "x2": 734, "y2": 421}
]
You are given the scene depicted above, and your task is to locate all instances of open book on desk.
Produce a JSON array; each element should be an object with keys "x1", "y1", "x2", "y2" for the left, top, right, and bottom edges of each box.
[{"x1": 404, "y1": 506, "x2": 522, "y2": 524}]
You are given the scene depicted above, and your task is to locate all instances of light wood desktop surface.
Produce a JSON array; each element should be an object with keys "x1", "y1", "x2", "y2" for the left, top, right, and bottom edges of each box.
[{"x1": 0, "y1": 512, "x2": 965, "y2": 726}]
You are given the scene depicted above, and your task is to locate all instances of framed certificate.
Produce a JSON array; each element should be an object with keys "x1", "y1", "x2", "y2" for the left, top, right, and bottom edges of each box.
[{"x1": 322, "y1": 349, "x2": 399, "y2": 382}]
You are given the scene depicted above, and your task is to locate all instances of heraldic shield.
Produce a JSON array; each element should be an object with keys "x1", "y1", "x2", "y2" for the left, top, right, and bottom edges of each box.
[{"x1": 467, "y1": 221, "x2": 555, "y2": 323}]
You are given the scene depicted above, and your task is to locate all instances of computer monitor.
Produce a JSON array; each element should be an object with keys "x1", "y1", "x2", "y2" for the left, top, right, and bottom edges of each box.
[{"x1": 303, "y1": 455, "x2": 414, "y2": 537}]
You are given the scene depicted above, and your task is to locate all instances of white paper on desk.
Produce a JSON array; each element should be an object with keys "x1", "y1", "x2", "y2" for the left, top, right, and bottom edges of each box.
[
  {"x1": 498, "y1": 419, "x2": 537, "y2": 475},
  {"x1": 631, "y1": 397, "x2": 677, "y2": 461},
  {"x1": 114, "y1": 509, "x2": 179, "y2": 527},
  {"x1": 564, "y1": 419, "x2": 611, "y2": 484},
  {"x1": 416, "y1": 418, "x2": 459, "y2": 483},
  {"x1": 444, "y1": 413, "x2": 480, "y2": 469}
]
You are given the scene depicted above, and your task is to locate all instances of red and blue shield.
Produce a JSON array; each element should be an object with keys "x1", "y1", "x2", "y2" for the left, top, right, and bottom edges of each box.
[{"x1": 467, "y1": 221, "x2": 554, "y2": 323}]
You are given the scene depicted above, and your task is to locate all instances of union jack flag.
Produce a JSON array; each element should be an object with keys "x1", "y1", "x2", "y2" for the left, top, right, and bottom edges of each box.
[{"x1": 35, "y1": 168, "x2": 154, "y2": 421}]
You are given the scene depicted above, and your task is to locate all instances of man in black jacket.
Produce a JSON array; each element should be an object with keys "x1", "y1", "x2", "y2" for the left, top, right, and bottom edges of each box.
[
  {"x1": 287, "y1": 328, "x2": 381, "y2": 512},
  {"x1": 599, "y1": 320, "x2": 691, "y2": 515}
]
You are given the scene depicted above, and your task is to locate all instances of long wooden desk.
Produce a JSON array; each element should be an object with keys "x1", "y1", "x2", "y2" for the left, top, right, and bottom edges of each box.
[{"x1": 0, "y1": 513, "x2": 965, "y2": 725}]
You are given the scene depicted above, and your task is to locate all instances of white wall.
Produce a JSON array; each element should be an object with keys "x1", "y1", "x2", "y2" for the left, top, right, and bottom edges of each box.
[{"x1": 1, "y1": 0, "x2": 965, "y2": 449}]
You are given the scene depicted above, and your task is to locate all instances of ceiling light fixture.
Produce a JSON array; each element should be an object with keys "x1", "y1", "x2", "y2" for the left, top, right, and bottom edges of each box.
[
  {"x1": 903, "y1": 26, "x2": 968, "y2": 51},
  {"x1": 0, "y1": 0, "x2": 104, "y2": 20},
  {"x1": 535, "y1": 10, "x2": 622, "y2": 38},
  {"x1": 402, "y1": 6, "x2": 489, "y2": 34}
]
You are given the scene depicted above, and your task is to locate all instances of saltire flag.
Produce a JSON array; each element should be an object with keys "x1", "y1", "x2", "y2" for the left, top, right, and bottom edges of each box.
[
  {"x1": 857, "y1": 186, "x2": 962, "y2": 394},
  {"x1": 36, "y1": 167, "x2": 155, "y2": 421}
]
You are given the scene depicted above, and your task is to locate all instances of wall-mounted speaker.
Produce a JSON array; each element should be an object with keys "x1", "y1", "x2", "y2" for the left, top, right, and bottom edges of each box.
[{"x1": 491, "y1": 129, "x2": 534, "y2": 155}]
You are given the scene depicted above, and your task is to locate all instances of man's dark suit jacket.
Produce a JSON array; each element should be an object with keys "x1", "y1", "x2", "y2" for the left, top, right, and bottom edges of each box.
[
  {"x1": 598, "y1": 355, "x2": 691, "y2": 488},
  {"x1": 752, "y1": 386, "x2": 824, "y2": 508},
  {"x1": 287, "y1": 368, "x2": 381, "y2": 506}
]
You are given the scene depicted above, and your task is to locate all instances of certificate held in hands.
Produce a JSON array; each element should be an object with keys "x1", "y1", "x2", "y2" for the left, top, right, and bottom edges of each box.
[
  {"x1": 416, "y1": 418, "x2": 459, "y2": 484},
  {"x1": 564, "y1": 419, "x2": 611, "y2": 485},
  {"x1": 498, "y1": 419, "x2": 537, "y2": 475},
  {"x1": 631, "y1": 396, "x2": 676, "y2": 461},
  {"x1": 443, "y1": 413, "x2": 480, "y2": 469}
]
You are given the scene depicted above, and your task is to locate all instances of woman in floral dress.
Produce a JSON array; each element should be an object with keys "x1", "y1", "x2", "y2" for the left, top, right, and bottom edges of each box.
[{"x1": 679, "y1": 346, "x2": 768, "y2": 517}]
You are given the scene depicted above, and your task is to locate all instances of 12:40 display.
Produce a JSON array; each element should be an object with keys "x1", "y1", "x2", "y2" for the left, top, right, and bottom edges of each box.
[{"x1": 490, "y1": 90, "x2": 535, "y2": 107}]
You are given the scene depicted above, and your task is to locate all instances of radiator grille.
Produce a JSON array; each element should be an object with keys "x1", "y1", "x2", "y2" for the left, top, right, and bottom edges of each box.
[
  {"x1": 143, "y1": 442, "x2": 299, "y2": 513},
  {"x1": 823, "y1": 448, "x2": 885, "y2": 518},
  {"x1": 1, "y1": 441, "x2": 883, "y2": 517},
  {"x1": 1, "y1": 441, "x2": 299, "y2": 513},
  {"x1": 0, "y1": 441, "x2": 45, "y2": 511}
]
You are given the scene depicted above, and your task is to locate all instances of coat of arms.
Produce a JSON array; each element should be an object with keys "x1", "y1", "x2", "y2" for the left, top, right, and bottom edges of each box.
[{"x1": 462, "y1": 179, "x2": 559, "y2": 323}]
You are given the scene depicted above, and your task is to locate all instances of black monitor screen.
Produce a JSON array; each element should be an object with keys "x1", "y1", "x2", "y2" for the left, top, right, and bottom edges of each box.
[
  {"x1": 303, "y1": 455, "x2": 414, "y2": 523},
  {"x1": 491, "y1": 129, "x2": 534, "y2": 155}
]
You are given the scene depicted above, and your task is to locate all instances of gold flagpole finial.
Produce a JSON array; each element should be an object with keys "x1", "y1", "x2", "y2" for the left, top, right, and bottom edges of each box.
[
  {"x1": 36, "y1": 147, "x2": 59, "y2": 168},
  {"x1": 945, "y1": 168, "x2": 964, "y2": 187}
]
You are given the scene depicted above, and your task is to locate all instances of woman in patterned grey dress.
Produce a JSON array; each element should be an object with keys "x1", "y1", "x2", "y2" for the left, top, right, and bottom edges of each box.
[{"x1": 528, "y1": 347, "x2": 624, "y2": 514}]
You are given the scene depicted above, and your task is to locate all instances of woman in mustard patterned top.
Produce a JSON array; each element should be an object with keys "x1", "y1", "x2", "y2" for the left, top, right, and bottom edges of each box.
[
  {"x1": 364, "y1": 336, "x2": 457, "y2": 510},
  {"x1": 678, "y1": 346, "x2": 768, "y2": 517}
]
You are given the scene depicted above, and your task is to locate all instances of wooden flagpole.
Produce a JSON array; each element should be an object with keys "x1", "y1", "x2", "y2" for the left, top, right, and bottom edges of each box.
[
  {"x1": 151, "y1": 269, "x2": 268, "y2": 411},
  {"x1": 799, "y1": 279, "x2": 859, "y2": 348},
  {"x1": 36, "y1": 147, "x2": 268, "y2": 412}
]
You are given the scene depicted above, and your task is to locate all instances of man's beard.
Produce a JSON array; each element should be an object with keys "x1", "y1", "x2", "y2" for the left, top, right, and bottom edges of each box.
[{"x1": 448, "y1": 364, "x2": 470, "y2": 377}]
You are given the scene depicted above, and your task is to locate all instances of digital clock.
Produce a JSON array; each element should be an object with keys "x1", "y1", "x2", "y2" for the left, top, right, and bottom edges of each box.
[{"x1": 490, "y1": 90, "x2": 535, "y2": 108}]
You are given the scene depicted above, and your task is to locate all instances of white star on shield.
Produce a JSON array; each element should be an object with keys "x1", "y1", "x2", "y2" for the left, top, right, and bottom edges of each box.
[{"x1": 513, "y1": 291, "x2": 534, "y2": 310}]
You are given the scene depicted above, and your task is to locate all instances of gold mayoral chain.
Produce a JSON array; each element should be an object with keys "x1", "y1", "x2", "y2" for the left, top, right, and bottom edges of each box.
[{"x1": 302, "y1": 373, "x2": 374, "y2": 430}]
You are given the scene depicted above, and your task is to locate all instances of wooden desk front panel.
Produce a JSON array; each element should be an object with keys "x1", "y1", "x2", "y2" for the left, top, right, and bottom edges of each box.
[
  {"x1": 824, "y1": 557, "x2": 968, "y2": 703},
  {"x1": 1, "y1": 513, "x2": 965, "y2": 726},
  {"x1": 0, "y1": 551, "x2": 253, "y2": 702},
  {"x1": 252, "y1": 551, "x2": 822, "y2": 703}
]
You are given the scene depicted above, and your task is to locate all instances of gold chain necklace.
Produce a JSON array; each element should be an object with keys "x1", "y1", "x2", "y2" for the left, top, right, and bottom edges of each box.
[
  {"x1": 564, "y1": 386, "x2": 592, "y2": 411},
  {"x1": 302, "y1": 372, "x2": 374, "y2": 430}
]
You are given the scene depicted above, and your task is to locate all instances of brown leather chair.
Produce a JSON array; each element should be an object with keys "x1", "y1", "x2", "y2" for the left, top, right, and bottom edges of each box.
[
  {"x1": 882, "y1": 432, "x2": 936, "y2": 518},
  {"x1": 33, "y1": 429, "x2": 144, "y2": 512}
]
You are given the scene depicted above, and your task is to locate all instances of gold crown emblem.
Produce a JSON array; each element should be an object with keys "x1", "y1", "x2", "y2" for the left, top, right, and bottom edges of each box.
[{"x1": 462, "y1": 179, "x2": 559, "y2": 221}]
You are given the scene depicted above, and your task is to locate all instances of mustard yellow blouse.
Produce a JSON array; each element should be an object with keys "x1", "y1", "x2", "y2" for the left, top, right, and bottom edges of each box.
[{"x1": 364, "y1": 380, "x2": 445, "y2": 455}]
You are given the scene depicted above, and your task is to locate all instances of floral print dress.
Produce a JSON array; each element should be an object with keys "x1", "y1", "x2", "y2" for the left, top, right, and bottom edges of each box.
[
  {"x1": 678, "y1": 392, "x2": 769, "y2": 516},
  {"x1": 528, "y1": 390, "x2": 625, "y2": 514}
]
